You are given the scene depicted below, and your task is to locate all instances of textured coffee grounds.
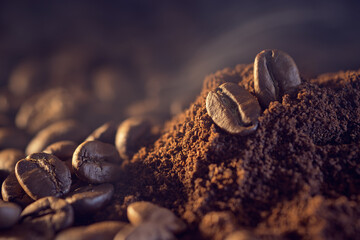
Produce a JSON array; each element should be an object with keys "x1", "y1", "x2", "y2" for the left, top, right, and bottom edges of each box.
[{"x1": 94, "y1": 64, "x2": 360, "y2": 239}]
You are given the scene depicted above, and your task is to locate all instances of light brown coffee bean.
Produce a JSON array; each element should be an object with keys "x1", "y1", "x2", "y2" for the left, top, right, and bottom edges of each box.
[
  {"x1": 127, "y1": 201, "x2": 186, "y2": 234},
  {"x1": 206, "y1": 82, "x2": 260, "y2": 135},
  {"x1": 254, "y1": 49, "x2": 301, "y2": 108}
]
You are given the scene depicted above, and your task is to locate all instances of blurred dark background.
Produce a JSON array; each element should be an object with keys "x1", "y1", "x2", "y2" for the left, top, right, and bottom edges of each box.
[{"x1": 1, "y1": 0, "x2": 360, "y2": 124}]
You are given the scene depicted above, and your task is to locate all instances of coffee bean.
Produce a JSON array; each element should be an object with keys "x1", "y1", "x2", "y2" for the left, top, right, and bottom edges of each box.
[
  {"x1": 65, "y1": 183, "x2": 114, "y2": 215},
  {"x1": 113, "y1": 225, "x2": 135, "y2": 240},
  {"x1": 0, "y1": 127, "x2": 29, "y2": 150},
  {"x1": 206, "y1": 82, "x2": 260, "y2": 135},
  {"x1": 72, "y1": 140, "x2": 122, "y2": 183},
  {"x1": 199, "y1": 211, "x2": 239, "y2": 240},
  {"x1": 1, "y1": 172, "x2": 34, "y2": 207},
  {"x1": 225, "y1": 230, "x2": 258, "y2": 240},
  {"x1": 117, "y1": 222, "x2": 176, "y2": 240},
  {"x1": 20, "y1": 196, "x2": 74, "y2": 232},
  {"x1": 43, "y1": 141, "x2": 78, "y2": 160},
  {"x1": 0, "y1": 200, "x2": 21, "y2": 229},
  {"x1": 15, "y1": 153, "x2": 71, "y2": 200},
  {"x1": 254, "y1": 49, "x2": 301, "y2": 108},
  {"x1": 0, "y1": 149, "x2": 25, "y2": 180},
  {"x1": 85, "y1": 121, "x2": 117, "y2": 144},
  {"x1": 55, "y1": 221, "x2": 128, "y2": 240},
  {"x1": 15, "y1": 88, "x2": 81, "y2": 134},
  {"x1": 127, "y1": 201, "x2": 186, "y2": 233},
  {"x1": 115, "y1": 117, "x2": 153, "y2": 160},
  {"x1": 54, "y1": 226, "x2": 86, "y2": 240},
  {"x1": 26, "y1": 119, "x2": 88, "y2": 155}
]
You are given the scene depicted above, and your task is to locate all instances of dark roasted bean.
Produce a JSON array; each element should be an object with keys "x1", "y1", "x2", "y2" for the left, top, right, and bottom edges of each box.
[
  {"x1": 85, "y1": 121, "x2": 117, "y2": 144},
  {"x1": 72, "y1": 140, "x2": 122, "y2": 183},
  {"x1": 206, "y1": 82, "x2": 260, "y2": 135},
  {"x1": 1, "y1": 172, "x2": 34, "y2": 207},
  {"x1": 65, "y1": 183, "x2": 114, "y2": 215},
  {"x1": 43, "y1": 140, "x2": 78, "y2": 160},
  {"x1": 20, "y1": 196, "x2": 74, "y2": 232},
  {"x1": 115, "y1": 117, "x2": 153, "y2": 160},
  {"x1": 15, "y1": 153, "x2": 71, "y2": 200},
  {"x1": 0, "y1": 200, "x2": 21, "y2": 229},
  {"x1": 26, "y1": 119, "x2": 88, "y2": 155},
  {"x1": 254, "y1": 49, "x2": 301, "y2": 108}
]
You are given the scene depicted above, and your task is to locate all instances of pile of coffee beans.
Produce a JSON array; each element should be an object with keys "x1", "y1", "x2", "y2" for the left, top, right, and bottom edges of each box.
[
  {"x1": 206, "y1": 49, "x2": 301, "y2": 134},
  {"x1": 1, "y1": 49, "x2": 300, "y2": 239}
]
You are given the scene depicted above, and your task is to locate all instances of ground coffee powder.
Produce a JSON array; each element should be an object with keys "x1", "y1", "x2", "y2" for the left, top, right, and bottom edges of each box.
[{"x1": 92, "y1": 64, "x2": 360, "y2": 239}]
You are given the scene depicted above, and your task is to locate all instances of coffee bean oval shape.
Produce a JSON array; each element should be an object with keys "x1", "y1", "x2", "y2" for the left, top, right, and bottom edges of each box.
[
  {"x1": 1, "y1": 172, "x2": 34, "y2": 207},
  {"x1": 0, "y1": 200, "x2": 21, "y2": 229},
  {"x1": 254, "y1": 49, "x2": 301, "y2": 108},
  {"x1": 65, "y1": 183, "x2": 114, "y2": 215},
  {"x1": 21, "y1": 196, "x2": 74, "y2": 232},
  {"x1": 15, "y1": 153, "x2": 72, "y2": 200},
  {"x1": 206, "y1": 82, "x2": 260, "y2": 135},
  {"x1": 115, "y1": 117, "x2": 152, "y2": 160},
  {"x1": 43, "y1": 140, "x2": 78, "y2": 160},
  {"x1": 85, "y1": 121, "x2": 117, "y2": 144},
  {"x1": 127, "y1": 201, "x2": 186, "y2": 233},
  {"x1": 72, "y1": 140, "x2": 122, "y2": 183}
]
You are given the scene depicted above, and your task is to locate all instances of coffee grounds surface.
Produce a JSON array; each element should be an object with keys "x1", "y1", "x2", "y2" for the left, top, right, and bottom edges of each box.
[{"x1": 95, "y1": 64, "x2": 360, "y2": 239}]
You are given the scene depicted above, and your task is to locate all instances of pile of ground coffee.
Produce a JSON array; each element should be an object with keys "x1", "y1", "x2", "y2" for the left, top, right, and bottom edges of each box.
[{"x1": 94, "y1": 64, "x2": 360, "y2": 239}]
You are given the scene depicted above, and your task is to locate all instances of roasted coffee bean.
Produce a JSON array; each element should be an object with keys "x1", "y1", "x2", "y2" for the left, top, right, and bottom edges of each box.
[
  {"x1": 20, "y1": 196, "x2": 74, "y2": 232},
  {"x1": 225, "y1": 230, "x2": 258, "y2": 240},
  {"x1": 55, "y1": 221, "x2": 128, "y2": 240},
  {"x1": 15, "y1": 153, "x2": 71, "y2": 200},
  {"x1": 65, "y1": 183, "x2": 114, "y2": 215},
  {"x1": 0, "y1": 127, "x2": 29, "y2": 150},
  {"x1": 0, "y1": 149, "x2": 25, "y2": 180},
  {"x1": 206, "y1": 82, "x2": 260, "y2": 135},
  {"x1": 43, "y1": 140, "x2": 78, "y2": 160},
  {"x1": 0, "y1": 200, "x2": 21, "y2": 229},
  {"x1": 254, "y1": 49, "x2": 301, "y2": 108},
  {"x1": 85, "y1": 121, "x2": 117, "y2": 144},
  {"x1": 26, "y1": 119, "x2": 88, "y2": 155},
  {"x1": 115, "y1": 117, "x2": 153, "y2": 160},
  {"x1": 72, "y1": 140, "x2": 122, "y2": 183},
  {"x1": 113, "y1": 225, "x2": 135, "y2": 240},
  {"x1": 15, "y1": 88, "x2": 81, "y2": 134},
  {"x1": 117, "y1": 222, "x2": 176, "y2": 240},
  {"x1": 199, "y1": 211, "x2": 239, "y2": 240},
  {"x1": 2, "y1": 172, "x2": 34, "y2": 207},
  {"x1": 127, "y1": 201, "x2": 186, "y2": 233}
]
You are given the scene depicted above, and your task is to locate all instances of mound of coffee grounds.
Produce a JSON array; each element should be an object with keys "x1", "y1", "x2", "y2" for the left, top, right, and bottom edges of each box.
[{"x1": 94, "y1": 64, "x2": 360, "y2": 239}]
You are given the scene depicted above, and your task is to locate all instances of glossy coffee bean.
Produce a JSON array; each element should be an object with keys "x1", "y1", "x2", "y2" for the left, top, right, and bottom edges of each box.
[
  {"x1": 72, "y1": 140, "x2": 122, "y2": 183},
  {"x1": 254, "y1": 49, "x2": 301, "y2": 108},
  {"x1": 117, "y1": 222, "x2": 175, "y2": 240},
  {"x1": 85, "y1": 121, "x2": 117, "y2": 144},
  {"x1": 0, "y1": 200, "x2": 21, "y2": 229},
  {"x1": 1, "y1": 172, "x2": 34, "y2": 207},
  {"x1": 21, "y1": 196, "x2": 74, "y2": 232},
  {"x1": 43, "y1": 140, "x2": 78, "y2": 160},
  {"x1": 15, "y1": 88, "x2": 80, "y2": 134},
  {"x1": 55, "y1": 221, "x2": 128, "y2": 240},
  {"x1": 206, "y1": 82, "x2": 260, "y2": 135},
  {"x1": 127, "y1": 201, "x2": 186, "y2": 233},
  {"x1": 65, "y1": 183, "x2": 114, "y2": 215},
  {"x1": 26, "y1": 119, "x2": 88, "y2": 155},
  {"x1": 0, "y1": 148, "x2": 25, "y2": 180},
  {"x1": 115, "y1": 117, "x2": 152, "y2": 160},
  {"x1": 15, "y1": 153, "x2": 71, "y2": 200}
]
